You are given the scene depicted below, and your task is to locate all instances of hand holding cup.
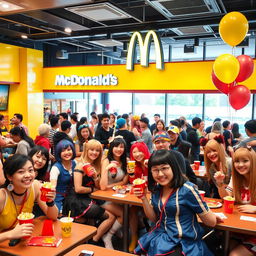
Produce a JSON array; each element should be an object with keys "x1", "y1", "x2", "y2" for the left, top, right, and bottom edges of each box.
[
  {"x1": 40, "y1": 182, "x2": 55, "y2": 202},
  {"x1": 133, "y1": 178, "x2": 146, "y2": 199},
  {"x1": 17, "y1": 212, "x2": 35, "y2": 239},
  {"x1": 109, "y1": 161, "x2": 118, "y2": 178}
]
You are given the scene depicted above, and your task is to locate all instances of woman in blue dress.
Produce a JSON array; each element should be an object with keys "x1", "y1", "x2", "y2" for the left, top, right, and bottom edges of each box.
[{"x1": 134, "y1": 149, "x2": 222, "y2": 256}]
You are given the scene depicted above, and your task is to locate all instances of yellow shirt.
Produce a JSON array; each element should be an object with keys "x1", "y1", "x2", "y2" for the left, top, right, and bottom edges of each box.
[{"x1": 0, "y1": 185, "x2": 35, "y2": 232}]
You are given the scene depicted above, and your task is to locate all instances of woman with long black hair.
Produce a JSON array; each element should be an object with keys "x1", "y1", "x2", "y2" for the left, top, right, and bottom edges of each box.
[{"x1": 10, "y1": 127, "x2": 35, "y2": 155}]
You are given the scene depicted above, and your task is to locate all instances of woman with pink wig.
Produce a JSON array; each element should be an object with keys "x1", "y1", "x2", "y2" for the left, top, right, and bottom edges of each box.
[
  {"x1": 129, "y1": 141, "x2": 150, "y2": 184},
  {"x1": 128, "y1": 141, "x2": 150, "y2": 252}
]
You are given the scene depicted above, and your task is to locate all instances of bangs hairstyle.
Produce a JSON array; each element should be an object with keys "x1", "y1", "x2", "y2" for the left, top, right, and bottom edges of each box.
[
  {"x1": 1, "y1": 154, "x2": 32, "y2": 188},
  {"x1": 81, "y1": 139, "x2": 103, "y2": 173},
  {"x1": 55, "y1": 139, "x2": 75, "y2": 162},
  {"x1": 130, "y1": 141, "x2": 150, "y2": 161},
  {"x1": 28, "y1": 145, "x2": 49, "y2": 181},
  {"x1": 232, "y1": 147, "x2": 256, "y2": 204},
  {"x1": 204, "y1": 139, "x2": 228, "y2": 181},
  {"x1": 107, "y1": 137, "x2": 127, "y2": 173},
  {"x1": 148, "y1": 150, "x2": 187, "y2": 192},
  {"x1": 77, "y1": 125, "x2": 93, "y2": 145}
]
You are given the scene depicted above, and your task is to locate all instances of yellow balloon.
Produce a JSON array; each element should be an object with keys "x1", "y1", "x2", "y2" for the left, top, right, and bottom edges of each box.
[
  {"x1": 213, "y1": 54, "x2": 240, "y2": 84},
  {"x1": 219, "y1": 12, "x2": 248, "y2": 47}
]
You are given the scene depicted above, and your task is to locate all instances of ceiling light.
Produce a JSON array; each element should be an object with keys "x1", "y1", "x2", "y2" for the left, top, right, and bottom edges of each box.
[
  {"x1": 0, "y1": 1, "x2": 24, "y2": 12},
  {"x1": 21, "y1": 35, "x2": 28, "y2": 39},
  {"x1": 66, "y1": 3, "x2": 131, "y2": 22},
  {"x1": 1, "y1": 3, "x2": 9, "y2": 8},
  {"x1": 64, "y1": 27, "x2": 72, "y2": 33},
  {"x1": 88, "y1": 39, "x2": 123, "y2": 47}
]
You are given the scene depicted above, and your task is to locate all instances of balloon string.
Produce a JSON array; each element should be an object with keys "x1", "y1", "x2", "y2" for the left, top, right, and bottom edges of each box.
[{"x1": 232, "y1": 46, "x2": 236, "y2": 56}]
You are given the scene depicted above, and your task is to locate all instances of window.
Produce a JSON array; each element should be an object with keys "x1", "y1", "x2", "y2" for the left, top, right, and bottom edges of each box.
[
  {"x1": 88, "y1": 93, "x2": 102, "y2": 114},
  {"x1": 204, "y1": 93, "x2": 253, "y2": 137},
  {"x1": 167, "y1": 94, "x2": 203, "y2": 124},
  {"x1": 134, "y1": 93, "x2": 165, "y2": 124},
  {"x1": 108, "y1": 93, "x2": 132, "y2": 114},
  {"x1": 205, "y1": 41, "x2": 241, "y2": 60}
]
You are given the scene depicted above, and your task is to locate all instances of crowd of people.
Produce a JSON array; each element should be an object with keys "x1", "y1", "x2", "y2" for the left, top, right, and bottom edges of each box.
[{"x1": 0, "y1": 111, "x2": 256, "y2": 256}]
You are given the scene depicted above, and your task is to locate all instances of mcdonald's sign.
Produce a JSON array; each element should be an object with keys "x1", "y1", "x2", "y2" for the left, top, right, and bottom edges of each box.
[{"x1": 126, "y1": 30, "x2": 164, "y2": 71}]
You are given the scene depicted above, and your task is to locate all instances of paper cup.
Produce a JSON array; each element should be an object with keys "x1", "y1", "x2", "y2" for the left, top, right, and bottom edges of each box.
[
  {"x1": 127, "y1": 160, "x2": 135, "y2": 175},
  {"x1": 83, "y1": 163, "x2": 95, "y2": 177},
  {"x1": 60, "y1": 217, "x2": 74, "y2": 238},
  {"x1": 17, "y1": 214, "x2": 34, "y2": 239},
  {"x1": 133, "y1": 179, "x2": 146, "y2": 198},
  {"x1": 198, "y1": 190, "x2": 205, "y2": 201},
  {"x1": 224, "y1": 197, "x2": 235, "y2": 214},
  {"x1": 40, "y1": 187, "x2": 52, "y2": 202},
  {"x1": 194, "y1": 161, "x2": 200, "y2": 171}
]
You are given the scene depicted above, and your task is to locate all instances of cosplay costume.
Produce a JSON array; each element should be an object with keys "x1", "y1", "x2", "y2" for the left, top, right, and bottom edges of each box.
[
  {"x1": 134, "y1": 181, "x2": 213, "y2": 256},
  {"x1": 0, "y1": 185, "x2": 35, "y2": 232},
  {"x1": 226, "y1": 178, "x2": 256, "y2": 255},
  {"x1": 62, "y1": 169, "x2": 105, "y2": 219}
]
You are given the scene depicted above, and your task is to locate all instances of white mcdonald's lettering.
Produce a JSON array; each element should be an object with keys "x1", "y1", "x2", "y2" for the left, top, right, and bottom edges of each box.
[{"x1": 126, "y1": 30, "x2": 164, "y2": 71}]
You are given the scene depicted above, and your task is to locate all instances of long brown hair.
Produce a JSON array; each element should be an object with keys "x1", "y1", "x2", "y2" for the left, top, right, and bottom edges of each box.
[
  {"x1": 232, "y1": 147, "x2": 256, "y2": 204},
  {"x1": 204, "y1": 139, "x2": 228, "y2": 181},
  {"x1": 81, "y1": 139, "x2": 103, "y2": 174}
]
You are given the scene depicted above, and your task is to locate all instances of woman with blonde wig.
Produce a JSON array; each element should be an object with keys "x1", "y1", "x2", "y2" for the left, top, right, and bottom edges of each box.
[
  {"x1": 204, "y1": 137, "x2": 232, "y2": 198},
  {"x1": 63, "y1": 139, "x2": 115, "y2": 247},
  {"x1": 216, "y1": 147, "x2": 256, "y2": 256}
]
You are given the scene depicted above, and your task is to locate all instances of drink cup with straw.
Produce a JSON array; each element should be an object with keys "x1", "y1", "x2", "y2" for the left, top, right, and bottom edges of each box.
[{"x1": 60, "y1": 211, "x2": 73, "y2": 238}]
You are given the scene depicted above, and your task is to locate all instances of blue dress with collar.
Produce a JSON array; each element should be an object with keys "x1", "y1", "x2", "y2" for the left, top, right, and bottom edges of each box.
[{"x1": 134, "y1": 181, "x2": 213, "y2": 256}]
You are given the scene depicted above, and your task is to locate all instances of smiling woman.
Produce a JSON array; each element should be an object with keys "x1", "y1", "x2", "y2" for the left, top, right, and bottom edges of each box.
[
  {"x1": 204, "y1": 139, "x2": 232, "y2": 198},
  {"x1": 0, "y1": 154, "x2": 58, "y2": 243},
  {"x1": 50, "y1": 139, "x2": 76, "y2": 213}
]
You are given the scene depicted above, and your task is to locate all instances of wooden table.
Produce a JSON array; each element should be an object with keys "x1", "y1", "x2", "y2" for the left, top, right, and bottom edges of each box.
[
  {"x1": 65, "y1": 244, "x2": 135, "y2": 256},
  {"x1": 0, "y1": 217, "x2": 97, "y2": 256},
  {"x1": 92, "y1": 189, "x2": 256, "y2": 255},
  {"x1": 91, "y1": 189, "x2": 148, "y2": 252},
  {"x1": 203, "y1": 198, "x2": 256, "y2": 256}
]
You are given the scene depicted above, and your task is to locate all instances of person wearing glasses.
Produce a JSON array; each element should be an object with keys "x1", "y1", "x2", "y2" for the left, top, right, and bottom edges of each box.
[
  {"x1": 133, "y1": 150, "x2": 222, "y2": 256},
  {"x1": 75, "y1": 124, "x2": 93, "y2": 157}
]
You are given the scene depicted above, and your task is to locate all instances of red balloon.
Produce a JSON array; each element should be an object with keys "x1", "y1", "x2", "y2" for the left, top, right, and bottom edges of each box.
[
  {"x1": 211, "y1": 71, "x2": 231, "y2": 95},
  {"x1": 229, "y1": 85, "x2": 251, "y2": 110},
  {"x1": 236, "y1": 55, "x2": 254, "y2": 82}
]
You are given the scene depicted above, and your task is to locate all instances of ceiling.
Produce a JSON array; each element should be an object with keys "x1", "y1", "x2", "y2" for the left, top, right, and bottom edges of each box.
[{"x1": 0, "y1": 0, "x2": 255, "y2": 56}]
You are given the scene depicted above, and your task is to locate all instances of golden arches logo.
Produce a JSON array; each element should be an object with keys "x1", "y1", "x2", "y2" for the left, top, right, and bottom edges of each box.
[{"x1": 126, "y1": 30, "x2": 164, "y2": 71}]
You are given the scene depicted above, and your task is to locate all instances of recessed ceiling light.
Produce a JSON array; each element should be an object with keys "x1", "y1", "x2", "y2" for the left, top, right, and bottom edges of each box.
[
  {"x1": 0, "y1": 1, "x2": 24, "y2": 12},
  {"x1": 1, "y1": 3, "x2": 9, "y2": 8},
  {"x1": 21, "y1": 35, "x2": 28, "y2": 39},
  {"x1": 64, "y1": 27, "x2": 72, "y2": 33}
]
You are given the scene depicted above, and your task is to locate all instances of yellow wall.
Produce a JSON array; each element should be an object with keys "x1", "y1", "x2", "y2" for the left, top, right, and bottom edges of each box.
[
  {"x1": 0, "y1": 43, "x2": 43, "y2": 139},
  {"x1": 43, "y1": 61, "x2": 256, "y2": 91}
]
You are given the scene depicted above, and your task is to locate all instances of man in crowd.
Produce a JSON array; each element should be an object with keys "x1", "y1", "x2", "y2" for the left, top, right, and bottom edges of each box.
[
  {"x1": 48, "y1": 116, "x2": 59, "y2": 155},
  {"x1": 236, "y1": 119, "x2": 256, "y2": 151},
  {"x1": 115, "y1": 118, "x2": 136, "y2": 155},
  {"x1": 95, "y1": 113, "x2": 113, "y2": 149},
  {"x1": 138, "y1": 117, "x2": 153, "y2": 153},
  {"x1": 167, "y1": 125, "x2": 182, "y2": 150},
  {"x1": 11, "y1": 113, "x2": 29, "y2": 135},
  {"x1": 152, "y1": 131, "x2": 186, "y2": 174},
  {"x1": 69, "y1": 114, "x2": 78, "y2": 140},
  {"x1": 53, "y1": 120, "x2": 73, "y2": 154},
  {"x1": 150, "y1": 114, "x2": 160, "y2": 134},
  {"x1": 222, "y1": 120, "x2": 232, "y2": 150},
  {"x1": 187, "y1": 117, "x2": 201, "y2": 163}
]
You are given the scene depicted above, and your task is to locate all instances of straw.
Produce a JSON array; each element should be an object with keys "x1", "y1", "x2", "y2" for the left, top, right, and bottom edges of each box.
[{"x1": 68, "y1": 210, "x2": 71, "y2": 220}]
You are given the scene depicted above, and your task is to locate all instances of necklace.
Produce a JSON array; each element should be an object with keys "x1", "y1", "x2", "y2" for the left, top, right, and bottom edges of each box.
[
  {"x1": 12, "y1": 189, "x2": 27, "y2": 196},
  {"x1": 10, "y1": 190, "x2": 28, "y2": 217}
]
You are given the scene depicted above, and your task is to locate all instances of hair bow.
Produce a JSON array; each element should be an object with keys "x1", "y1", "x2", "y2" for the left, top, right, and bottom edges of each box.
[{"x1": 213, "y1": 134, "x2": 225, "y2": 144}]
